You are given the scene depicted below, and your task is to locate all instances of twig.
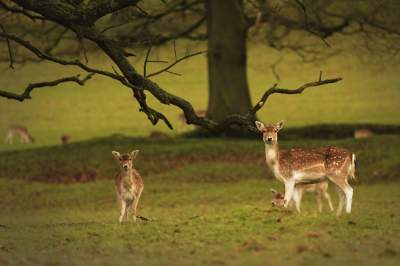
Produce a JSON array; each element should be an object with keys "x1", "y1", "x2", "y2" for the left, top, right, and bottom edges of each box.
[
  {"x1": 135, "y1": 4, "x2": 148, "y2": 16},
  {"x1": 143, "y1": 45, "x2": 152, "y2": 77},
  {"x1": 270, "y1": 57, "x2": 282, "y2": 82},
  {"x1": 137, "y1": 215, "x2": 150, "y2": 221},
  {"x1": 147, "y1": 50, "x2": 207, "y2": 78},
  {"x1": 293, "y1": 0, "x2": 331, "y2": 47},
  {"x1": 0, "y1": 24, "x2": 14, "y2": 69},
  {"x1": 173, "y1": 41, "x2": 177, "y2": 60}
]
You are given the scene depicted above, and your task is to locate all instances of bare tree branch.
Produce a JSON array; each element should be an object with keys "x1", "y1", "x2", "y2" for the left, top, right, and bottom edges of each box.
[
  {"x1": 0, "y1": 73, "x2": 94, "y2": 102},
  {"x1": 0, "y1": 1, "x2": 45, "y2": 20},
  {"x1": 147, "y1": 50, "x2": 207, "y2": 78},
  {"x1": 0, "y1": 24, "x2": 14, "y2": 69},
  {"x1": 249, "y1": 73, "x2": 342, "y2": 117},
  {"x1": 0, "y1": 31, "x2": 123, "y2": 81}
]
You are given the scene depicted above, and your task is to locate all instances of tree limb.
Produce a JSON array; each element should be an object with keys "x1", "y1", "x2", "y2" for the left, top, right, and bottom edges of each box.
[
  {"x1": 0, "y1": 31, "x2": 123, "y2": 81},
  {"x1": 249, "y1": 73, "x2": 342, "y2": 116},
  {"x1": 0, "y1": 73, "x2": 94, "y2": 102}
]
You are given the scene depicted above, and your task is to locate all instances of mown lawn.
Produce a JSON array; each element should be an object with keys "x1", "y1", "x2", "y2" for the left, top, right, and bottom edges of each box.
[{"x1": 0, "y1": 136, "x2": 399, "y2": 266}]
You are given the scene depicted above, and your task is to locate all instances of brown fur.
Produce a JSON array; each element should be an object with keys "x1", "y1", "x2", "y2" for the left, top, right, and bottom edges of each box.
[
  {"x1": 61, "y1": 134, "x2": 70, "y2": 145},
  {"x1": 271, "y1": 181, "x2": 334, "y2": 212},
  {"x1": 5, "y1": 125, "x2": 34, "y2": 144},
  {"x1": 354, "y1": 128, "x2": 374, "y2": 139},
  {"x1": 112, "y1": 150, "x2": 144, "y2": 223},
  {"x1": 256, "y1": 121, "x2": 356, "y2": 216}
]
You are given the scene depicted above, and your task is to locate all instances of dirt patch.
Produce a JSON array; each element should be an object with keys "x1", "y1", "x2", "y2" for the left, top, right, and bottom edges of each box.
[
  {"x1": 29, "y1": 169, "x2": 99, "y2": 184},
  {"x1": 296, "y1": 244, "x2": 310, "y2": 254},
  {"x1": 305, "y1": 232, "x2": 321, "y2": 238},
  {"x1": 25, "y1": 153, "x2": 266, "y2": 184}
]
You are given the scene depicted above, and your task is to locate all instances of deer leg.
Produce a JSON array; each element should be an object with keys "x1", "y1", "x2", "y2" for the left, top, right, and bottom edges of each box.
[
  {"x1": 334, "y1": 185, "x2": 345, "y2": 216},
  {"x1": 316, "y1": 193, "x2": 323, "y2": 213},
  {"x1": 283, "y1": 180, "x2": 295, "y2": 208},
  {"x1": 119, "y1": 200, "x2": 127, "y2": 223},
  {"x1": 125, "y1": 200, "x2": 133, "y2": 221},
  {"x1": 333, "y1": 178, "x2": 353, "y2": 215},
  {"x1": 5, "y1": 133, "x2": 12, "y2": 144},
  {"x1": 132, "y1": 189, "x2": 143, "y2": 222},
  {"x1": 292, "y1": 188, "x2": 302, "y2": 213},
  {"x1": 324, "y1": 191, "x2": 334, "y2": 212},
  {"x1": 344, "y1": 185, "x2": 353, "y2": 214}
]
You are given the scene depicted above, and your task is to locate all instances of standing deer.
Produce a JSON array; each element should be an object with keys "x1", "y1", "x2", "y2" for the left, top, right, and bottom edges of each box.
[
  {"x1": 60, "y1": 134, "x2": 71, "y2": 145},
  {"x1": 270, "y1": 181, "x2": 334, "y2": 212},
  {"x1": 255, "y1": 121, "x2": 356, "y2": 216},
  {"x1": 112, "y1": 150, "x2": 144, "y2": 223},
  {"x1": 5, "y1": 125, "x2": 34, "y2": 144}
]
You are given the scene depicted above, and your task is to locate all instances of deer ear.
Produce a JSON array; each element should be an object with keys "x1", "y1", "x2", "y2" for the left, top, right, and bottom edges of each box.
[
  {"x1": 276, "y1": 120, "x2": 284, "y2": 131},
  {"x1": 270, "y1": 188, "x2": 277, "y2": 194},
  {"x1": 131, "y1": 150, "x2": 139, "y2": 160},
  {"x1": 112, "y1": 151, "x2": 121, "y2": 160},
  {"x1": 255, "y1": 121, "x2": 265, "y2": 131}
]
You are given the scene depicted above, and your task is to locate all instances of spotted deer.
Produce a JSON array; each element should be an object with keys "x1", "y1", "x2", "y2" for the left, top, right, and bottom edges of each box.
[
  {"x1": 270, "y1": 180, "x2": 334, "y2": 212},
  {"x1": 112, "y1": 150, "x2": 144, "y2": 223},
  {"x1": 5, "y1": 125, "x2": 34, "y2": 144},
  {"x1": 255, "y1": 121, "x2": 356, "y2": 216}
]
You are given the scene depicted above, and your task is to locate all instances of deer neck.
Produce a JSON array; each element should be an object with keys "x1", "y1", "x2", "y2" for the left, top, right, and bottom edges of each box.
[
  {"x1": 121, "y1": 168, "x2": 133, "y2": 179},
  {"x1": 264, "y1": 142, "x2": 280, "y2": 167}
]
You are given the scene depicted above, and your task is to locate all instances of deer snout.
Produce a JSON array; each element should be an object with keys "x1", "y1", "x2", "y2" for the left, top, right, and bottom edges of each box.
[
  {"x1": 265, "y1": 137, "x2": 273, "y2": 143},
  {"x1": 123, "y1": 164, "x2": 129, "y2": 170}
]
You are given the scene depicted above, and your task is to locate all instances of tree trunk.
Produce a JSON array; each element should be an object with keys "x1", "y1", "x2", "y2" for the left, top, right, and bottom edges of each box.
[{"x1": 206, "y1": 0, "x2": 253, "y2": 123}]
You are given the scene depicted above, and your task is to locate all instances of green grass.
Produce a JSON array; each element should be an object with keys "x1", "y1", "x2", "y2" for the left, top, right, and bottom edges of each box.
[
  {"x1": 1, "y1": 41, "x2": 400, "y2": 265},
  {"x1": 1, "y1": 177, "x2": 399, "y2": 266},
  {"x1": 1, "y1": 43, "x2": 400, "y2": 150},
  {"x1": 0, "y1": 135, "x2": 399, "y2": 265}
]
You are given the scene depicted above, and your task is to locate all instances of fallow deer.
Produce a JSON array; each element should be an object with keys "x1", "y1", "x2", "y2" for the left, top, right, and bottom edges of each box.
[
  {"x1": 354, "y1": 128, "x2": 374, "y2": 139},
  {"x1": 5, "y1": 125, "x2": 34, "y2": 144},
  {"x1": 270, "y1": 181, "x2": 334, "y2": 212},
  {"x1": 112, "y1": 150, "x2": 144, "y2": 223},
  {"x1": 255, "y1": 121, "x2": 356, "y2": 216},
  {"x1": 61, "y1": 134, "x2": 71, "y2": 145}
]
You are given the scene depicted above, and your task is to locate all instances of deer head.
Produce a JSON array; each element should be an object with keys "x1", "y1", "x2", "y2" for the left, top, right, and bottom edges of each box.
[
  {"x1": 255, "y1": 121, "x2": 284, "y2": 144},
  {"x1": 270, "y1": 188, "x2": 286, "y2": 207},
  {"x1": 112, "y1": 150, "x2": 139, "y2": 172}
]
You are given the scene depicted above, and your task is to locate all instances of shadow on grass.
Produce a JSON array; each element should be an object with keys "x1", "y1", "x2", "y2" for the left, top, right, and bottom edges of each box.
[{"x1": 183, "y1": 123, "x2": 400, "y2": 139}]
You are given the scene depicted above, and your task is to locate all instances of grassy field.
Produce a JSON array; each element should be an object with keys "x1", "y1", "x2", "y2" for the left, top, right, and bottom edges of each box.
[
  {"x1": 1, "y1": 41, "x2": 400, "y2": 265},
  {"x1": 1, "y1": 43, "x2": 400, "y2": 149},
  {"x1": 0, "y1": 179, "x2": 399, "y2": 266},
  {"x1": 0, "y1": 135, "x2": 400, "y2": 265}
]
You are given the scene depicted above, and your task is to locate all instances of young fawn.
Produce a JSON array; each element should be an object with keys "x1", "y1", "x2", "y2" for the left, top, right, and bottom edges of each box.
[
  {"x1": 255, "y1": 121, "x2": 356, "y2": 216},
  {"x1": 112, "y1": 150, "x2": 144, "y2": 223},
  {"x1": 270, "y1": 181, "x2": 334, "y2": 212},
  {"x1": 5, "y1": 125, "x2": 34, "y2": 144}
]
